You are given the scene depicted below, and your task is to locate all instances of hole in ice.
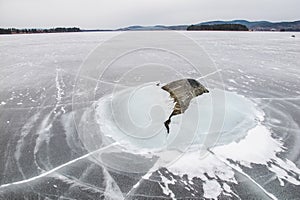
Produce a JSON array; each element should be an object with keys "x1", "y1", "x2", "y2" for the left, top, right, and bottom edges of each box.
[{"x1": 95, "y1": 82, "x2": 263, "y2": 153}]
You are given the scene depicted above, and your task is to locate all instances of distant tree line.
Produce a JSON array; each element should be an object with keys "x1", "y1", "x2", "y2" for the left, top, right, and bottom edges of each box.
[
  {"x1": 187, "y1": 24, "x2": 249, "y2": 31},
  {"x1": 0, "y1": 27, "x2": 81, "y2": 34},
  {"x1": 279, "y1": 28, "x2": 300, "y2": 32}
]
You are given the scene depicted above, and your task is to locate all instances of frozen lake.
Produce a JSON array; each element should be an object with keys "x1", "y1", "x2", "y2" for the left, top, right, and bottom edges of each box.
[{"x1": 0, "y1": 31, "x2": 300, "y2": 199}]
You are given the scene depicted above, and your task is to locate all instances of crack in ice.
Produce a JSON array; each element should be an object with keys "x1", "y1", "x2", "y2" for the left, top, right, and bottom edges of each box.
[
  {"x1": 196, "y1": 69, "x2": 222, "y2": 80},
  {"x1": 251, "y1": 96, "x2": 300, "y2": 101},
  {"x1": 0, "y1": 143, "x2": 118, "y2": 189}
]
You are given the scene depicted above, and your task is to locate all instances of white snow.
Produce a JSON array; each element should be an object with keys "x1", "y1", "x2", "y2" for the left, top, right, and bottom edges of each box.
[
  {"x1": 223, "y1": 183, "x2": 232, "y2": 193},
  {"x1": 269, "y1": 159, "x2": 300, "y2": 186},
  {"x1": 213, "y1": 125, "x2": 282, "y2": 167},
  {"x1": 213, "y1": 124, "x2": 300, "y2": 186},
  {"x1": 55, "y1": 68, "x2": 64, "y2": 103},
  {"x1": 159, "y1": 183, "x2": 176, "y2": 199},
  {"x1": 228, "y1": 79, "x2": 237, "y2": 84},
  {"x1": 158, "y1": 170, "x2": 177, "y2": 199},
  {"x1": 165, "y1": 150, "x2": 237, "y2": 199},
  {"x1": 168, "y1": 151, "x2": 236, "y2": 184},
  {"x1": 203, "y1": 179, "x2": 222, "y2": 200}
]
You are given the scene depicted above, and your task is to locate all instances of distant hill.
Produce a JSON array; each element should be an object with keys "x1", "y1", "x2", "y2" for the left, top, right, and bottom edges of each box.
[
  {"x1": 116, "y1": 25, "x2": 187, "y2": 31},
  {"x1": 117, "y1": 20, "x2": 300, "y2": 31},
  {"x1": 198, "y1": 20, "x2": 300, "y2": 31},
  {"x1": 187, "y1": 24, "x2": 249, "y2": 31}
]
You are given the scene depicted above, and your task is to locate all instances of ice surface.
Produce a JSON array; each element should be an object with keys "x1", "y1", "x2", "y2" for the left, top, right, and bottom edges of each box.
[{"x1": 0, "y1": 31, "x2": 300, "y2": 199}]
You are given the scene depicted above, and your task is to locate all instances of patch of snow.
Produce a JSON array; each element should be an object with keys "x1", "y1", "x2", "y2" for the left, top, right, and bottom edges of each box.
[
  {"x1": 61, "y1": 107, "x2": 66, "y2": 114},
  {"x1": 213, "y1": 125, "x2": 282, "y2": 167},
  {"x1": 157, "y1": 170, "x2": 177, "y2": 199},
  {"x1": 169, "y1": 151, "x2": 237, "y2": 184},
  {"x1": 223, "y1": 183, "x2": 232, "y2": 193},
  {"x1": 228, "y1": 79, "x2": 237, "y2": 84},
  {"x1": 269, "y1": 159, "x2": 300, "y2": 186},
  {"x1": 213, "y1": 124, "x2": 300, "y2": 186},
  {"x1": 203, "y1": 179, "x2": 222, "y2": 200}
]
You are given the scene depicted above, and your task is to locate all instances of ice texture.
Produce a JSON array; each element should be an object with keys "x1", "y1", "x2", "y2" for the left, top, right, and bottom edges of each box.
[{"x1": 0, "y1": 31, "x2": 300, "y2": 200}]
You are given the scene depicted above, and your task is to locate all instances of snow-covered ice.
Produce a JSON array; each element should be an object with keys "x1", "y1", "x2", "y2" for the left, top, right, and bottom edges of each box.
[{"x1": 0, "y1": 31, "x2": 299, "y2": 200}]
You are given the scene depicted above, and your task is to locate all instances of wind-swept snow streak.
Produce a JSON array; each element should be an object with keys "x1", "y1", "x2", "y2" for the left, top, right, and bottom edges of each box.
[{"x1": 14, "y1": 111, "x2": 41, "y2": 176}]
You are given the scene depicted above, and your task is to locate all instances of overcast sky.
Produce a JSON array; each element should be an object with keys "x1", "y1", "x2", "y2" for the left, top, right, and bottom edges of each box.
[{"x1": 0, "y1": 0, "x2": 299, "y2": 29}]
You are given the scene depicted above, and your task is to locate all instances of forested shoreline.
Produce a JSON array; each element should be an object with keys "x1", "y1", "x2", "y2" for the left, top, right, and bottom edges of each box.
[
  {"x1": 187, "y1": 24, "x2": 249, "y2": 31},
  {"x1": 0, "y1": 27, "x2": 81, "y2": 34}
]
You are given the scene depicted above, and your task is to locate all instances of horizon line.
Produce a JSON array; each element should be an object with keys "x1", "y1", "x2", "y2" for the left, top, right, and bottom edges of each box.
[{"x1": 1, "y1": 19, "x2": 300, "y2": 30}]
